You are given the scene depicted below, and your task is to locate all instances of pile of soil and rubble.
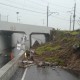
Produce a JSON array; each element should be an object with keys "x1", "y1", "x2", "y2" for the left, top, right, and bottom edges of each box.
[{"x1": 34, "y1": 30, "x2": 80, "y2": 72}]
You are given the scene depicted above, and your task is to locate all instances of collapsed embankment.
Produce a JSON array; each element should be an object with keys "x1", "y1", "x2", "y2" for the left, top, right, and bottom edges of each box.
[{"x1": 33, "y1": 30, "x2": 80, "y2": 76}]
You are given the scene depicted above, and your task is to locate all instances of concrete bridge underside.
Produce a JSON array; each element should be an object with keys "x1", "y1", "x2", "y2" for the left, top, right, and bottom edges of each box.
[
  {"x1": 0, "y1": 21, "x2": 52, "y2": 80},
  {"x1": 0, "y1": 21, "x2": 52, "y2": 68},
  {"x1": 0, "y1": 30, "x2": 25, "y2": 68}
]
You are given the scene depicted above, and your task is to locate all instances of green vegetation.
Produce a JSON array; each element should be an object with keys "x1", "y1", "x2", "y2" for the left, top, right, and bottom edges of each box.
[
  {"x1": 70, "y1": 31, "x2": 79, "y2": 35},
  {"x1": 44, "y1": 57, "x2": 64, "y2": 66},
  {"x1": 61, "y1": 37, "x2": 77, "y2": 42},
  {"x1": 34, "y1": 30, "x2": 80, "y2": 69},
  {"x1": 64, "y1": 31, "x2": 80, "y2": 36},
  {"x1": 35, "y1": 44, "x2": 61, "y2": 55}
]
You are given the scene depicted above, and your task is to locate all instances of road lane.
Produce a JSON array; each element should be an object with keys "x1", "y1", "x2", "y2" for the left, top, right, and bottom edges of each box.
[
  {"x1": 21, "y1": 68, "x2": 28, "y2": 80},
  {"x1": 24, "y1": 65, "x2": 80, "y2": 80},
  {"x1": 10, "y1": 68, "x2": 25, "y2": 80}
]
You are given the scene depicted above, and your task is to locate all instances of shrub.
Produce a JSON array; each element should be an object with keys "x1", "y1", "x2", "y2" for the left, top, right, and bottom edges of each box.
[
  {"x1": 35, "y1": 44, "x2": 61, "y2": 55},
  {"x1": 70, "y1": 31, "x2": 79, "y2": 36}
]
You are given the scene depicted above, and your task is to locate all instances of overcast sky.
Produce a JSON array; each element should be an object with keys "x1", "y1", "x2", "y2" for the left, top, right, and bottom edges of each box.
[{"x1": 0, "y1": 0, "x2": 80, "y2": 30}]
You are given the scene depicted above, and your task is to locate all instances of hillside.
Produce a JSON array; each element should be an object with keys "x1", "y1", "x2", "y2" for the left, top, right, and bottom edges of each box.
[{"x1": 34, "y1": 30, "x2": 80, "y2": 71}]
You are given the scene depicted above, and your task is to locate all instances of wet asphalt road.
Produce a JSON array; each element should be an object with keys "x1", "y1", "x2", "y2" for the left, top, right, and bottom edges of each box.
[
  {"x1": 0, "y1": 47, "x2": 20, "y2": 68},
  {"x1": 10, "y1": 68, "x2": 25, "y2": 80},
  {"x1": 23, "y1": 65, "x2": 80, "y2": 80}
]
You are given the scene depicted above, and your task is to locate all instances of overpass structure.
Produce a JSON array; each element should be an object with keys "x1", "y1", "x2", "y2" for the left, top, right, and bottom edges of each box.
[
  {"x1": 0, "y1": 21, "x2": 52, "y2": 55},
  {"x1": 0, "y1": 22, "x2": 79, "y2": 80},
  {"x1": 0, "y1": 21, "x2": 52, "y2": 49},
  {"x1": 0, "y1": 21, "x2": 52, "y2": 80}
]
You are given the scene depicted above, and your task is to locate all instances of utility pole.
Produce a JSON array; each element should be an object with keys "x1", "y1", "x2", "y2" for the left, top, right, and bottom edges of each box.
[
  {"x1": 73, "y1": 2, "x2": 76, "y2": 31},
  {"x1": 67, "y1": 11, "x2": 73, "y2": 31},
  {"x1": 7, "y1": 15, "x2": 8, "y2": 22},
  {"x1": 70, "y1": 14, "x2": 72, "y2": 31},
  {"x1": 0, "y1": 14, "x2": 1, "y2": 21},
  {"x1": 19, "y1": 18, "x2": 20, "y2": 23},
  {"x1": 47, "y1": 6, "x2": 49, "y2": 27},
  {"x1": 42, "y1": 19, "x2": 44, "y2": 25},
  {"x1": 46, "y1": 5, "x2": 59, "y2": 27},
  {"x1": 16, "y1": 12, "x2": 19, "y2": 23}
]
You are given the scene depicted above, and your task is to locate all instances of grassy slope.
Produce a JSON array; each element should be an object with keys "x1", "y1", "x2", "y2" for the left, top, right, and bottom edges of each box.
[{"x1": 35, "y1": 30, "x2": 80, "y2": 70}]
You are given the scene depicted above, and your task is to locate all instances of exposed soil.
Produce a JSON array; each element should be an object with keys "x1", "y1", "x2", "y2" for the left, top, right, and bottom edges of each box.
[{"x1": 33, "y1": 30, "x2": 80, "y2": 71}]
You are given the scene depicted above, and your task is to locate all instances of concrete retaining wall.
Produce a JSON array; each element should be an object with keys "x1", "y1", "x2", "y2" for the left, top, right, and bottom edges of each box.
[{"x1": 0, "y1": 50, "x2": 25, "y2": 80}]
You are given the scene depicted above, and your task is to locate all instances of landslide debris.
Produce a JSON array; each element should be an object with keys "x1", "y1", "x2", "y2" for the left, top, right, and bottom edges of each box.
[{"x1": 35, "y1": 30, "x2": 80, "y2": 70}]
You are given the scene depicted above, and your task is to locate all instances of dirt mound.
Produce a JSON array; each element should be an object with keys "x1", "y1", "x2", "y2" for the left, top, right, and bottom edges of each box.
[
  {"x1": 35, "y1": 30, "x2": 80, "y2": 70},
  {"x1": 32, "y1": 40, "x2": 40, "y2": 48}
]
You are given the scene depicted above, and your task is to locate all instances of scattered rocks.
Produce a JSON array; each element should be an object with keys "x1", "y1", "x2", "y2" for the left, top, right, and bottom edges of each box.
[
  {"x1": 37, "y1": 61, "x2": 58, "y2": 67},
  {"x1": 72, "y1": 44, "x2": 80, "y2": 51},
  {"x1": 45, "y1": 62, "x2": 50, "y2": 66},
  {"x1": 37, "y1": 61, "x2": 45, "y2": 67},
  {"x1": 19, "y1": 60, "x2": 33, "y2": 68},
  {"x1": 52, "y1": 67, "x2": 56, "y2": 70},
  {"x1": 50, "y1": 62, "x2": 58, "y2": 67}
]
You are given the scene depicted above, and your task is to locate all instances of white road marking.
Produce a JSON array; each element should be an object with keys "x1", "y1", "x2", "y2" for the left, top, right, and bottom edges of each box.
[{"x1": 21, "y1": 68, "x2": 28, "y2": 80}]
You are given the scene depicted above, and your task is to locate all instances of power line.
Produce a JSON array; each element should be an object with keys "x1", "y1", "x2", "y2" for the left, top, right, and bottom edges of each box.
[
  {"x1": 48, "y1": 6, "x2": 73, "y2": 16},
  {"x1": 4, "y1": 0, "x2": 46, "y2": 12},
  {"x1": 7, "y1": 0, "x2": 80, "y2": 19},
  {"x1": 0, "y1": 2, "x2": 70, "y2": 21},
  {"x1": 1, "y1": 2, "x2": 76, "y2": 22},
  {"x1": 5, "y1": 0, "x2": 76, "y2": 16},
  {"x1": 6, "y1": 0, "x2": 46, "y2": 8},
  {"x1": 7, "y1": 0, "x2": 73, "y2": 10},
  {"x1": 51, "y1": 15, "x2": 70, "y2": 21},
  {"x1": 40, "y1": 0, "x2": 72, "y2": 9},
  {"x1": 0, "y1": 2, "x2": 46, "y2": 14},
  {"x1": 50, "y1": 3, "x2": 72, "y2": 9},
  {"x1": 73, "y1": 2, "x2": 76, "y2": 31},
  {"x1": 1, "y1": 1, "x2": 79, "y2": 27},
  {"x1": 3, "y1": 0, "x2": 79, "y2": 18},
  {"x1": 26, "y1": 0, "x2": 46, "y2": 7}
]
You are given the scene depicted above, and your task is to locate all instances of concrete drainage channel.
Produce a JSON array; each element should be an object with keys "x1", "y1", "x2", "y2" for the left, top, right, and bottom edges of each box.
[{"x1": 0, "y1": 50, "x2": 25, "y2": 80}]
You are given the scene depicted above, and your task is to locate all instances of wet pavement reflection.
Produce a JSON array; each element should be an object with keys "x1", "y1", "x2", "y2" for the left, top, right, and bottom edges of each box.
[{"x1": 24, "y1": 65, "x2": 80, "y2": 80}]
